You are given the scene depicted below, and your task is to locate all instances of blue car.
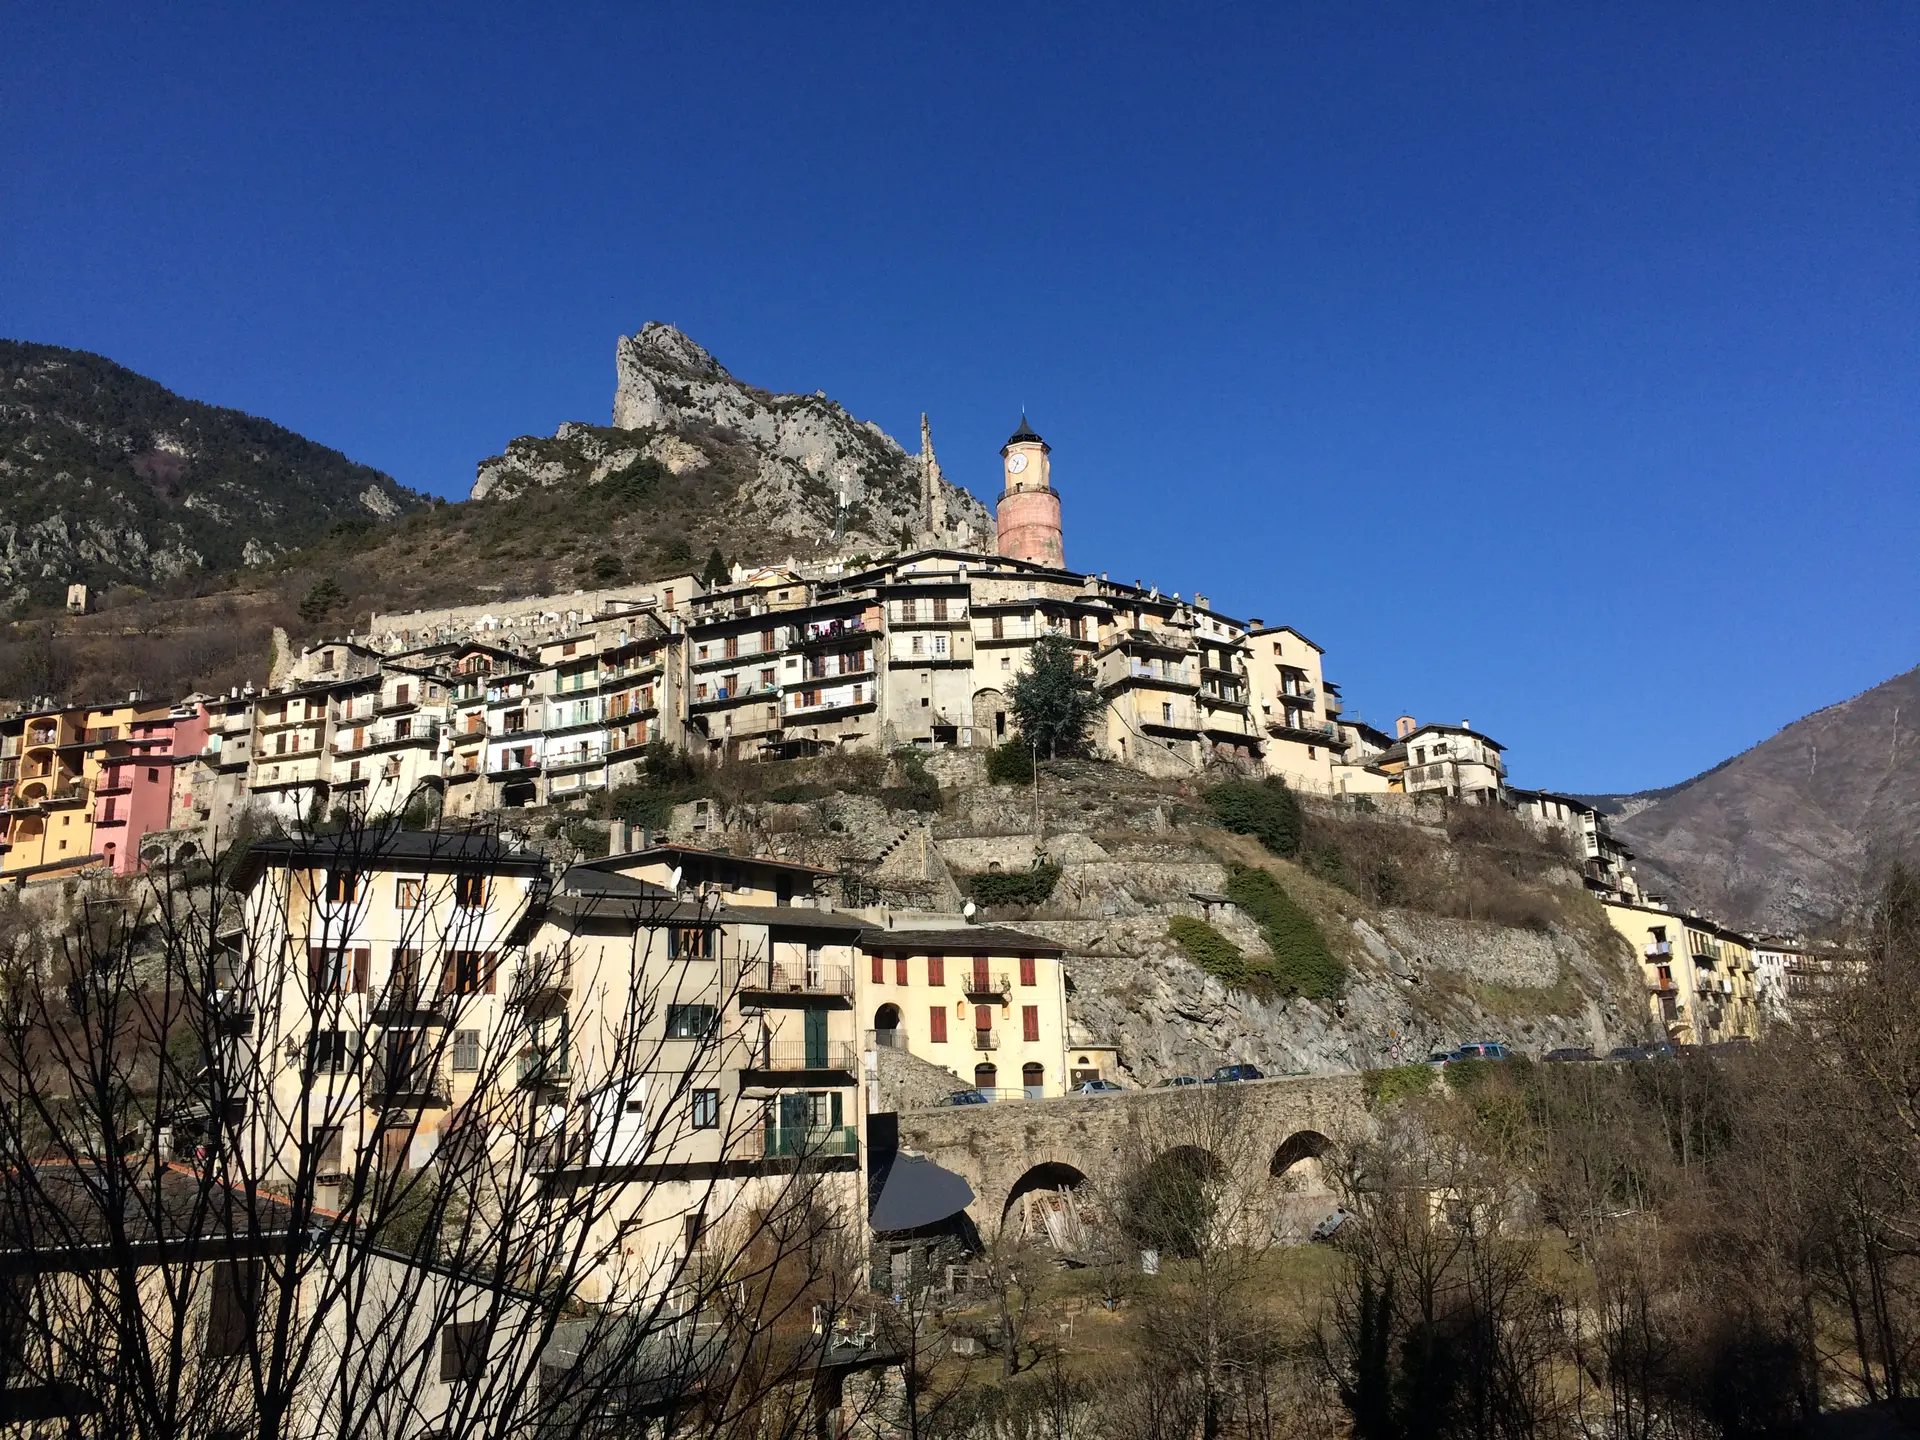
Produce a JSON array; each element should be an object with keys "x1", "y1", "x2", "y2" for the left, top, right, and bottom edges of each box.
[
  {"x1": 1207, "y1": 1063, "x2": 1265, "y2": 1084},
  {"x1": 940, "y1": 1089, "x2": 992, "y2": 1106},
  {"x1": 1446, "y1": 1042, "x2": 1511, "y2": 1062}
]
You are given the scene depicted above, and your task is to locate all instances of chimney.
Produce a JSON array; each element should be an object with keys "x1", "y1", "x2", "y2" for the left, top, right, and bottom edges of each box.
[
  {"x1": 1396, "y1": 715, "x2": 1417, "y2": 740},
  {"x1": 1248, "y1": 617, "x2": 1263, "y2": 629}
]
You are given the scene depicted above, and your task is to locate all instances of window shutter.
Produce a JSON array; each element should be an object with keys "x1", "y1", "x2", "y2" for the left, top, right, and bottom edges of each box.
[
  {"x1": 1020, "y1": 954, "x2": 1037, "y2": 987},
  {"x1": 352, "y1": 949, "x2": 370, "y2": 994},
  {"x1": 440, "y1": 952, "x2": 455, "y2": 995},
  {"x1": 1023, "y1": 1006, "x2": 1040, "y2": 1043},
  {"x1": 870, "y1": 953, "x2": 884, "y2": 984},
  {"x1": 928, "y1": 955, "x2": 944, "y2": 986},
  {"x1": 308, "y1": 947, "x2": 325, "y2": 992},
  {"x1": 484, "y1": 952, "x2": 499, "y2": 994},
  {"x1": 895, "y1": 957, "x2": 908, "y2": 986},
  {"x1": 929, "y1": 1007, "x2": 947, "y2": 1043},
  {"x1": 830, "y1": 1091, "x2": 842, "y2": 1128},
  {"x1": 975, "y1": 1005, "x2": 992, "y2": 1032}
]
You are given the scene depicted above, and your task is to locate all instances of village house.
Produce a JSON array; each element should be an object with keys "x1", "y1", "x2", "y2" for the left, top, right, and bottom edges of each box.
[{"x1": 1601, "y1": 897, "x2": 1761, "y2": 1045}]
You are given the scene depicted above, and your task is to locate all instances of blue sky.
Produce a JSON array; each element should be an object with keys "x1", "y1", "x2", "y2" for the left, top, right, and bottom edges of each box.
[{"x1": 4, "y1": 5, "x2": 1915, "y2": 793}]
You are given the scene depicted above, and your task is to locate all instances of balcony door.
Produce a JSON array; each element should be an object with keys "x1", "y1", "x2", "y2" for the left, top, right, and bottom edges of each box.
[{"x1": 804, "y1": 1007, "x2": 828, "y2": 1069}]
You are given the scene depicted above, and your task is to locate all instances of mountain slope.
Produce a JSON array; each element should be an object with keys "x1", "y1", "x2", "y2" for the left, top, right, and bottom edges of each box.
[
  {"x1": 0, "y1": 341, "x2": 426, "y2": 610},
  {"x1": 1602, "y1": 665, "x2": 1920, "y2": 933}
]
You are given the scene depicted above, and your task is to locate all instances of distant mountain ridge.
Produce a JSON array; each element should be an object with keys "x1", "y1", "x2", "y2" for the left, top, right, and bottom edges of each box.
[
  {"x1": 1588, "y1": 665, "x2": 1920, "y2": 934},
  {"x1": 0, "y1": 340, "x2": 426, "y2": 611}
]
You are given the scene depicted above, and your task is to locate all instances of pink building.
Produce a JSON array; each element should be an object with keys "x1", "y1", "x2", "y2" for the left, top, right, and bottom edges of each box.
[{"x1": 92, "y1": 703, "x2": 209, "y2": 875}]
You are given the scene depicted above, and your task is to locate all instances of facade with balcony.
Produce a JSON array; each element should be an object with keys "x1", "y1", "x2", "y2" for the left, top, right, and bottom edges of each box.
[
  {"x1": 1395, "y1": 723, "x2": 1508, "y2": 805},
  {"x1": 1603, "y1": 898, "x2": 1761, "y2": 1045},
  {"x1": 857, "y1": 922, "x2": 1070, "y2": 1100},
  {"x1": 1511, "y1": 788, "x2": 1642, "y2": 902}
]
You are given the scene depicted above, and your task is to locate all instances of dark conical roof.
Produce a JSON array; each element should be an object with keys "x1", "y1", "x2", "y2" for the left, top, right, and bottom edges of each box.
[{"x1": 1001, "y1": 412, "x2": 1051, "y2": 454}]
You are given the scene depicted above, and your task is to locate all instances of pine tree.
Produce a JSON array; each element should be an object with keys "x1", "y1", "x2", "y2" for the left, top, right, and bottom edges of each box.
[{"x1": 1008, "y1": 634, "x2": 1102, "y2": 759}]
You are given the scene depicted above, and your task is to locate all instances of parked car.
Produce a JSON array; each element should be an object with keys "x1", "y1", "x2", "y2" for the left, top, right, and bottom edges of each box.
[
  {"x1": 1543, "y1": 1046, "x2": 1595, "y2": 1062},
  {"x1": 1074, "y1": 1078, "x2": 1124, "y2": 1095},
  {"x1": 1447, "y1": 1042, "x2": 1511, "y2": 1062},
  {"x1": 1158, "y1": 1075, "x2": 1203, "y2": 1088},
  {"x1": 1207, "y1": 1063, "x2": 1265, "y2": 1084},
  {"x1": 939, "y1": 1089, "x2": 992, "y2": 1106},
  {"x1": 1426, "y1": 1050, "x2": 1454, "y2": 1065},
  {"x1": 1311, "y1": 1208, "x2": 1354, "y2": 1243},
  {"x1": 1642, "y1": 1040, "x2": 1679, "y2": 1060}
]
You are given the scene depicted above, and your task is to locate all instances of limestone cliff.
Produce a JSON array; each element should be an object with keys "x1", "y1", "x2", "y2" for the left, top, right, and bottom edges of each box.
[{"x1": 471, "y1": 323, "x2": 991, "y2": 556}]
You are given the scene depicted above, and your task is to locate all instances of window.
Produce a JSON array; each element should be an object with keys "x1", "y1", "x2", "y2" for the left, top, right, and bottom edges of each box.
[
  {"x1": 666, "y1": 1004, "x2": 718, "y2": 1039},
  {"x1": 1162, "y1": 703, "x2": 1174, "y2": 725},
  {"x1": 690, "y1": 1089, "x2": 719, "y2": 1128},
  {"x1": 804, "y1": 946, "x2": 822, "y2": 986},
  {"x1": 452, "y1": 1029, "x2": 481, "y2": 1072},
  {"x1": 992, "y1": 615, "x2": 1005, "y2": 640},
  {"x1": 927, "y1": 955, "x2": 945, "y2": 987},
  {"x1": 1023, "y1": 1006, "x2": 1040, "y2": 1043},
  {"x1": 670, "y1": 928, "x2": 715, "y2": 960},
  {"x1": 205, "y1": 1260, "x2": 260, "y2": 1357},
  {"x1": 725, "y1": 635, "x2": 739, "y2": 659},
  {"x1": 396, "y1": 877, "x2": 422, "y2": 910},
  {"x1": 324, "y1": 870, "x2": 360, "y2": 905},
  {"x1": 312, "y1": 1125, "x2": 344, "y2": 1172},
  {"x1": 932, "y1": 596, "x2": 948, "y2": 621},
  {"x1": 1019, "y1": 954, "x2": 1037, "y2": 987},
  {"x1": 929, "y1": 1007, "x2": 947, "y2": 1043},
  {"x1": 146, "y1": 767, "x2": 159, "y2": 783},
  {"x1": 440, "y1": 1320, "x2": 492, "y2": 1383},
  {"x1": 933, "y1": 634, "x2": 949, "y2": 657},
  {"x1": 684, "y1": 1211, "x2": 708, "y2": 1255},
  {"x1": 449, "y1": 950, "x2": 493, "y2": 995},
  {"x1": 308, "y1": 1029, "x2": 349, "y2": 1073},
  {"x1": 871, "y1": 953, "x2": 884, "y2": 984},
  {"x1": 911, "y1": 635, "x2": 924, "y2": 657},
  {"x1": 307, "y1": 946, "x2": 366, "y2": 993},
  {"x1": 454, "y1": 874, "x2": 487, "y2": 909},
  {"x1": 895, "y1": 956, "x2": 908, "y2": 986},
  {"x1": 395, "y1": 684, "x2": 410, "y2": 707}
]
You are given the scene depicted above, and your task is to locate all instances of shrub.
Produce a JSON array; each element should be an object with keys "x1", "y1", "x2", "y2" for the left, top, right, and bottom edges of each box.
[
  {"x1": 1362, "y1": 1064, "x2": 1434, "y2": 1109},
  {"x1": 564, "y1": 821, "x2": 611, "y2": 859},
  {"x1": 965, "y1": 864, "x2": 1061, "y2": 909},
  {"x1": 1168, "y1": 916, "x2": 1250, "y2": 987},
  {"x1": 1225, "y1": 865, "x2": 1345, "y2": 1000},
  {"x1": 1203, "y1": 779, "x2": 1303, "y2": 858},
  {"x1": 986, "y1": 741, "x2": 1035, "y2": 786},
  {"x1": 881, "y1": 748, "x2": 941, "y2": 813}
]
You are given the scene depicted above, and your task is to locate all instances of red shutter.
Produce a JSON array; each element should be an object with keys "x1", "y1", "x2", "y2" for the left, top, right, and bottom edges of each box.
[
  {"x1": 870, "y1": 952, "x2": 884, "y2": 984},
  {"x1": 308, "y1": 947, "x2": 326, "y2": 992},
  {"x1": 1023, "y1": 1006, "x2": 1040, "y2": 1043},
  {"x1": 928, "y1": 955, "x2": 944, "y2": 986},
  {"x1": 930, "y1": 1008, "x2": 947, "y2": 1043},
  {"x1": 895, "y1": 957, "x2": 908, "y2": 986},
  {"x1": 440, "y1": 952, "x2": 455, "y2": 995},
  {"x1": 972, "y1": 957, "x2": 989, "y2": 990},
  {"x1": 352, "y1": 949, "x2": 370, "y2": 994},
  {"x1": 484, "y1": 952, "x2": 499, "y2": 994},
  {"x1": 1020, "y1": 954, "x2": 1037, "y2": 987},
  {"x1": 975, "y1": 1005, "x2": 992, "y2": 1033}
]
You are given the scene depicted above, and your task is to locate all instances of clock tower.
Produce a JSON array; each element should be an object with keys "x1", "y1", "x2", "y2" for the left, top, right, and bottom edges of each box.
[{"x1": 996, "y1": 414, "x2": 1064, "y2": 567}]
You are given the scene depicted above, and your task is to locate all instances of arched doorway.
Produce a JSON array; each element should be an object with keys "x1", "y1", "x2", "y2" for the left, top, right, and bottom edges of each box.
[
  {"x1": 1021, "y1": 1062, "x2": 1045, "y2": 1099},
  {"x1": 973, "y1": 1062, "x2": 998, "y2": 1096},
  {"x1": 1002, "y1": 1161, "x2": 1089, "y2": 1250},
  {"x1": 972, "y1": 689, "x2": 1008, "y2": 744},
  {"x1": 873, "y1": 1003, "x2": 902, "y2": 1048}
]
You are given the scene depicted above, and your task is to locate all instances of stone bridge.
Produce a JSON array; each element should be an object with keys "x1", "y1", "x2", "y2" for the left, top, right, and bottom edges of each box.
[{"x1": 893, "y1": 1073, "x2": 1372, "y2": 1240}]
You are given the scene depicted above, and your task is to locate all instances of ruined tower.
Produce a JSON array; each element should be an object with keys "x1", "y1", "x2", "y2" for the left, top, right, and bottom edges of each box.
[
  {"x1": 995, "y1": 414, "x2": 1063, "y2": 567},
  {"x1": 919, "y1": 413, "x2": 947, "y2": 543}
]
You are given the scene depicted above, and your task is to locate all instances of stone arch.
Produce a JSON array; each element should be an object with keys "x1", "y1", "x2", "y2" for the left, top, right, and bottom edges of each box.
[
  {"x1": 1270, "y1": 1130, "x2": 1332, "y2": 1179},
  {"x1": 1002, "y1": 1160, "x2": 1091, "y2": 1248},
  {"x1": 1001, "y1": 1160, "x2": 1087, "y2": 1220}
]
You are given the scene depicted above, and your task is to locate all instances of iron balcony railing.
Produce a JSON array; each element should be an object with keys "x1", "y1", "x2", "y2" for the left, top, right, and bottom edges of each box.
[
  {"x1": 963, "y1": 971, "x2": 1012, "y2": 998},
  {"x1": 743, "y1": 1040, "x2": 857, "y2": 1074},
  {"x1": 972, "y1": 1030, "x2": 999, "y2": 1052},
  {"x1": 758, "y1": 1125, "x2": 858, "y2": 1158},
  {"x1": 728, "y1": 956, "x2": 854, "y2": 1000},
  {"x1": 367, "y1": 1053, "x2": 451, "y2": 1106},
  {"x1": 517, "y1": 1046, "x2": 571, "y2": 1088},
  {"x1": 868, "y1": 1028, "x2": 908, "y2": 1050},
  {"x1": 368, "y1": 980, "x2": 454, "y2": 1024}
]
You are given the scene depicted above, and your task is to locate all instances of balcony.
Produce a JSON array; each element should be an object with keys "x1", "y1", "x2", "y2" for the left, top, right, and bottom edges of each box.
[
  {"x1": 1645, "y1": 941, "x2": 1673, "y2": 958},
  {"x1": 741, "y1": 1040, "x2": 857, "y2": 1078},
  {"x1": 757, "y1": 1125, "x2": 858, "y2": 1159},
  {"x1": 690, "y1": 681, "x2": 778, "y2": 711},
  {"x1": 729, "y1": 956, "x2": 853, "y2": 1004},
  {"x1": 516, "y1": 1046, "x2": 571, "y2": 1089},
  {"x1": 510, "y1": 954, "x2": 574, "y2": 1008},
  {"x1": 963, "y1": 971, "x2": 1011, "y2": 999},
  {"x1": 367, "y1": 1054, "x2": 451, "y2": 1107},
  {"x1": 868, "y1": 1027, "x2": 907, "y2": 1050},
  {"x1": 368, "y1": 981, "x2": 453, "y2": 1025},
  {"x1": 972, "y1": 1030, "x2": 999, "y2": 1052},
  {"x1": 1278, "y1": 687, "x2": 1317, "y2": 706},
  {"x1": 796, "y1": 618, "x2": 868, "y2": 648}
]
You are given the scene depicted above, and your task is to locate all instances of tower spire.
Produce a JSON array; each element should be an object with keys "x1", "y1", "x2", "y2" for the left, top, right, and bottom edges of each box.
[{"x1": 919, "y1": 412, "x2": 946, "y2": 542}]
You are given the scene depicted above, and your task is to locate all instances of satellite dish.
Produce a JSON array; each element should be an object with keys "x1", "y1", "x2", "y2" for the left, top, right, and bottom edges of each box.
[
  {"x1": 667, "y1": 866, "x2": 684, "y2": 895},
  {"x1": 962, "y1": 901, "x2": 977, "y2": 920}
]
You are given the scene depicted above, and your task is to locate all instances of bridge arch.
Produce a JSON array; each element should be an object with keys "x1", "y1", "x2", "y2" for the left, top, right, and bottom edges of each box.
[{"x1": 1270, "y1": 1129, "x2": 1332, "y2": 1179}]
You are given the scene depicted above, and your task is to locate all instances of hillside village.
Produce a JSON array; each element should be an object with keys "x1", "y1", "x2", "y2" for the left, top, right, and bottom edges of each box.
[{"x1": 1, "y1": 380, "x2": 1831, "y2": 1067}]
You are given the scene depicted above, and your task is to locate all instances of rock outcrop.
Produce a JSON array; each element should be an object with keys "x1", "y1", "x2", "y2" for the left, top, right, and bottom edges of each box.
[{"x1": 471, "y1": 323, "x2": 991, "y2": 555}]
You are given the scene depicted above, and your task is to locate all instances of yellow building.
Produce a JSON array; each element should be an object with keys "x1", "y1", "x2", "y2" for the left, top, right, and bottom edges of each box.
[
  {"x1": 1602, "y1": 899, "x2": 1760, "y2": 1045},
  {"x1": 1245, "y1": 624, "x2": 1343, "y2": 792},
  {"x1": 1, "y1": 705, "x2": 95, "y2": 877},
  {"x1": 858, "y1": 922, "x2": 1071, "y2": 1099}
]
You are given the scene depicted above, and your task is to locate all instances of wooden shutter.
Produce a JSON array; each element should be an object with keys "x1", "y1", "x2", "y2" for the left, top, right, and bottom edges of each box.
[
  {"x1": 484, "y1": 952, "x2": 498, "y2": 994},
  {"x1": 972, "y1": 956, "x2": 989, "y2": 990},
  {"x1": 352, "y1": 949, "x2": 370, "y2": 994},
  {"x1": 894, "y1": 956, "x2": 908, "y2": 986},
  {"x1": 440, "y1": 951, "x2": 455, "y2": 995},
  {"x1": 1020, "y1": 954, "x2": 1037, "y2": 987},
  {"x1": 870, "y1": 953, "x2": 884, "y2": 984},
  {"x1": 308, "y1": 947, "x2": 326, "y2": 992},
  {"x1": 975, "y1": 1004, "x2": 992, "y2": 1033},
  {"x1": 929, "y1": 1007, "x2": 947, "y2": 1043},
  {"x1": 928, "y1": 955, "x2": 944, "y2": 986},
  {"x1": 1023, "y1": 1006, "x2": 1040, "y2": 1043}
]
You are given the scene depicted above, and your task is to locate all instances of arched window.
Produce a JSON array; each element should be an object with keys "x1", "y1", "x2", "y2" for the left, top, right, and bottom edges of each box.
[
  {"x1": 1021, "y1": 1062, "x2": 1045, "y2": 1099},
  {"x1": 973, "y1": 1062, "x2": 998, "y2": 1095}
]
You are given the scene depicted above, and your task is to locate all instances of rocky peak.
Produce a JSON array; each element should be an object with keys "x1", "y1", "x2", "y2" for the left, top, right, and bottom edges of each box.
[{"x1": 621, "y1": 321, "x2": 730, "y2": 385}]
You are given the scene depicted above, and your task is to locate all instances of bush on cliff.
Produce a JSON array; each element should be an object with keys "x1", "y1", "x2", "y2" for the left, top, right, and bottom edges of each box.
[
  {"x1": 1203, "y1": 778, "x2": 1303, "y2": 858},
  {"x1": 965, "y1": 863, "x2": 1061, "y2": 909},
  {"x1": 986, "y1": 741, "x2": 1035, "y2": 786},
  {"x1": 1225, "y1": 864, "x2": 1345, "y2": 1000},
  {"x1": 1168, "y1": 915, "x2": 1251, "y2": 988}
]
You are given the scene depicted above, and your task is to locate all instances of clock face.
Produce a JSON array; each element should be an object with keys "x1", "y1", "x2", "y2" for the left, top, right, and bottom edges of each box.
[{"x1": 1006, "y1": 453, "x2": 1029, "y2": 475}]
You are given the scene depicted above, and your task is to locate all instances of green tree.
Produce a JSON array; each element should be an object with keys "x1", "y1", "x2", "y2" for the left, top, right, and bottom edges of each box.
[
  {"x1": 701, "y1": 546, "x2": 729, "y2": 588},
  {"x1": 1203, "y1": 778, "x2": 1303, "y2": 858},
  {"x1": 1008, "y1": 634, "x2": 1102, "y2": 759},
  {"x1": 298, "y1": 575, "x2": 343, "y2": 626}
]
